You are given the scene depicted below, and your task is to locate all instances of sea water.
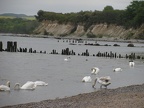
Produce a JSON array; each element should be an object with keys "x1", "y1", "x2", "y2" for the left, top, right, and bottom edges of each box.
[{"x1": 0, "y1": 35, "x2": 144, "y2": 107}]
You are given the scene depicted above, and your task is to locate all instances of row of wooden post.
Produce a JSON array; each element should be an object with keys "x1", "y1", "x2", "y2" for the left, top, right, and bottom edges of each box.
[
  {"x1": 19, "y1": 47, "x2": 46, "y2": 54},
  {"x1": 58, "y1": 39, "x2": 85, "y2": 43},
  {"x1": 61, "y1": 48, "x2": 76, "y2": 55},
  {"x1": 0, "y1": 41, "x2": 18, "y2": 52},
  {"x1": 78, "y1": 49, "x2": 89, "y2": 56},
  {"x1": 7, "y1": 41, "x2": 17, "y2": 52},
  {"x1": 0, "y1": 41, "x2": 144, "y2": 60},
  {"x1": 96, "y1": 51, "x2": 121, "y2": 58}
]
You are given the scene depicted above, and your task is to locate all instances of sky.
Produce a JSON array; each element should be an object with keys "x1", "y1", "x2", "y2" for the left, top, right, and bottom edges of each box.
[{"x1": 0, "y1": 0, "x2": 132, "y2": 15}]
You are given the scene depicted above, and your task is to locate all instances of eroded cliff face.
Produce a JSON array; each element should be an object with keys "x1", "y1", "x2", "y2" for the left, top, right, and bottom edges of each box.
[
  {"x1": 34, "y1": 20, "x2": 144, "y2": 39},
  {"x1": 34, "y1": 20, "x2": 75, "y2": 36},
  {"x1": 73, "y1": 25, "x2": 85, "y2": 36}
]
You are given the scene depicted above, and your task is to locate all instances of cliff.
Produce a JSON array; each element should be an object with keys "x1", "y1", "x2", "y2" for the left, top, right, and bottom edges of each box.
[{"x1": 34, "y1": 20, "x2": 144, "y2": 39}]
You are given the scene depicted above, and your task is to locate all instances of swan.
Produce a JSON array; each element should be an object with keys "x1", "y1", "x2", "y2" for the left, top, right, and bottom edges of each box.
[
  {"x1": 92, "y1": 76, "x2": 111, "y2": 88},
  {"x1": 0, "y1": 81, "x2": 10, "y2": 91},
  {"x1": 34, "y1": 81, "x2": 48, "y2": 86},
  {"x1": 64, "y1": 56, "x2": 71, "y2": 61},
  {"x1": 82, "y1": 76, "x2": 92, "y2": 83},
  {"x1": 129, "y1": 61, "x2": 135, "y2": 67},
  {"x1": 91, "y1": 67, "x2": 100, "y2": 75},
  {"x1": 113, "y1": 68, "x2": 122, "y2": 72},
  {"x1": 14, "y1": 81, "x2": 36, "y2": 90}
]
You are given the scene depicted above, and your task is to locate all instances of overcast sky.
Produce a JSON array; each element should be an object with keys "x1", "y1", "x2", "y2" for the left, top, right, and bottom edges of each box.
[{"x1": 0, "y1": 0, "x2": 132, "y2": 15}]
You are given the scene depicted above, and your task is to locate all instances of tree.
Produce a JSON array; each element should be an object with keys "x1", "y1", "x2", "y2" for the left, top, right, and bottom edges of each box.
[
  {"x1": 35, "y1": 10, "x2": 45, "y2": 21},
  {"x1": 34, "y1": 1, "x2": 144, "y2": 29},
  {"x1": 103, "y1": 6, "x2": 114, "y2": 12},
  {"x1": 0, "y1": 18, "x2": 39, "y2": 34},
  {"x1": 124, "y1": 1, "x2": 144, "y2": 28}
]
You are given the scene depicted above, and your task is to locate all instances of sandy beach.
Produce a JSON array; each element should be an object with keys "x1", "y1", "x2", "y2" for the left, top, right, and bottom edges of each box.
[{"x1": 1, "y1": 83, "x2": 144, "y2": 108}]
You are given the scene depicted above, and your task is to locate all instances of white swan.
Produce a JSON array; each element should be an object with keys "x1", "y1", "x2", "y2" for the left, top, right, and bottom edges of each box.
[
  {"x1": 92, "y1": 76, "x2": 111, "y2": 88},
  {"x1": 0, "y1": 81, "x2": 10, "y2": 91},
  {"x1": 14, "y1": 81, "x2": 36, "y2": 90},
  {"x1": 129, "y1": 61, "x2": 135, "y2": 67},
  {"x1": 113, "y1": 68, "x2": 122, "y2": 72},
  {"x1": 34, "y1": 81, "x2": 48, "y2": 86},
  {"x1": 64, "y1": 56, "x2": 71, "y2": 61},
  {"x1": 82, "y1": 76, "x2": 92, "y2": 83},
  {"x1": 91, "y1": 67, "x2": 100, "y2": 75}
]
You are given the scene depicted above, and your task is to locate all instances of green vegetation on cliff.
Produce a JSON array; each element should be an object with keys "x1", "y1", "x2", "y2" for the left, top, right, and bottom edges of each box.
[
  {"x1": 0, "y1": 0, "x2": 143, "y2": 37},
  {"x1": 0, "y1": 18, "x2": 39, "y2": 34},
  {"x1": 35, "y1": 1, "x2": 144, "y2": 29}
]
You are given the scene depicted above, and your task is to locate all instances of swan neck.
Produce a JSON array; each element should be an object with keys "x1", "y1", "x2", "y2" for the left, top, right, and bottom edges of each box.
[
  {"x1": 14, "y1": 83, "x2": 20, "y2": 89},
  {"x1": 7, "y1": 81, "x2": 10, "y2": 87},
  {"x1": 92, "y1": 78, "x2": 97, "y2": 88}
]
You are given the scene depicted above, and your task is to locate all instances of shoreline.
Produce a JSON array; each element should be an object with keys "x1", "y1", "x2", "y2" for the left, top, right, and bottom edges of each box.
[
  {"x1": 1, "y1": 33, "x2": 144, "y2": 44},
  {"x1": 2, "y1": 83, "x2": 144, "y2": 108}
]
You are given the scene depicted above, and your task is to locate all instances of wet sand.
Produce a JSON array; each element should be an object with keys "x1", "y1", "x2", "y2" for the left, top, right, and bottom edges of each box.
[{"x1": 1, "y1": 83, "x2": 144, "y2": 108}]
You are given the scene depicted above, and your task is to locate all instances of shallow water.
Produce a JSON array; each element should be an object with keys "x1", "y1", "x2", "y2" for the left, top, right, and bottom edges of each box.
[{"x1": 0, "y1": 36, "x2": 144, "y2": 107}]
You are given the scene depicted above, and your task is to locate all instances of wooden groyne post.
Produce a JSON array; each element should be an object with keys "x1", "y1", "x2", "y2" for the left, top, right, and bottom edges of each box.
[
  {"x1": 61, "y1": 48, "x2": 76, "y2": 55},
  {"x1": 0, "y1": 41, "x2": 3, "y2": 51},
  {"x1": 14, "y1": 42, "x2": 17, "y2": 52},
  {"x1": 7, "y1": 41, "x2": 17, "y2": 52}
]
